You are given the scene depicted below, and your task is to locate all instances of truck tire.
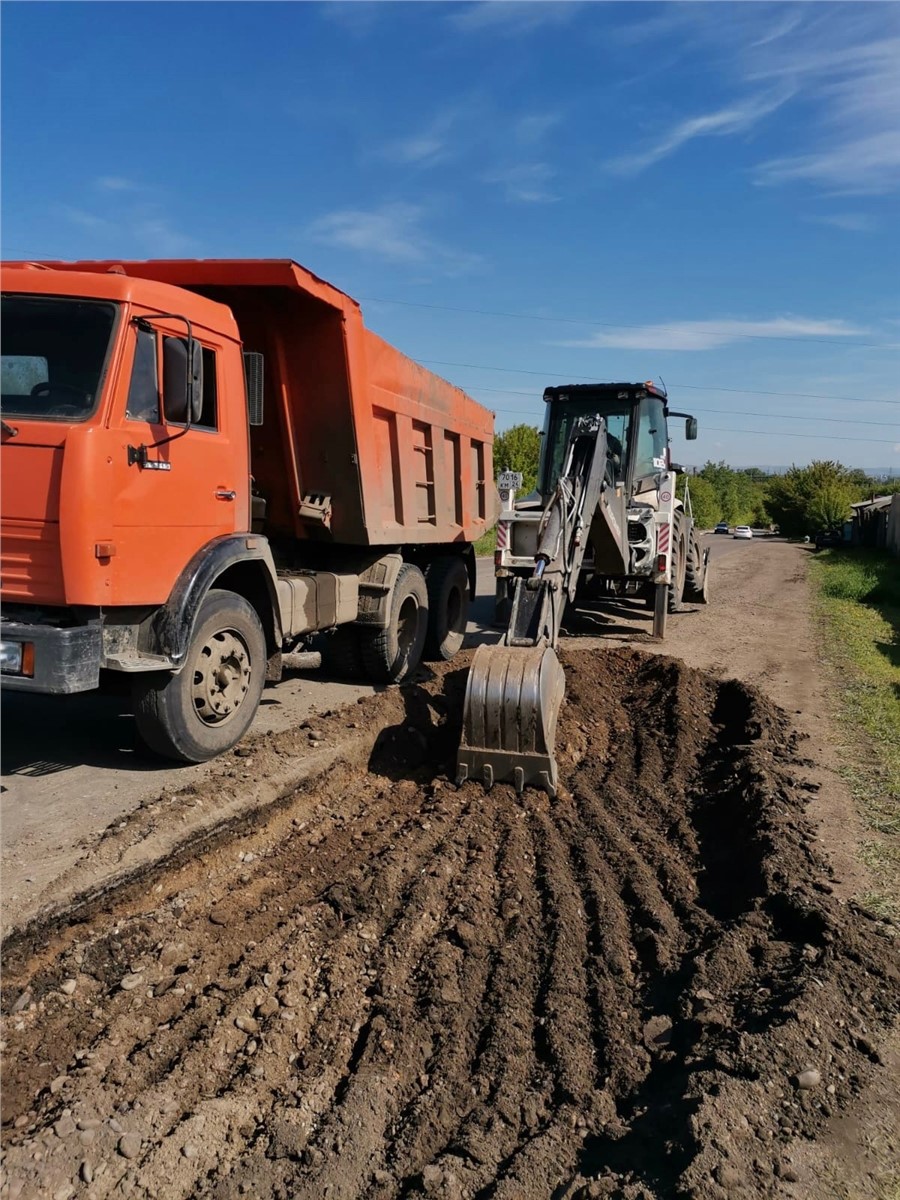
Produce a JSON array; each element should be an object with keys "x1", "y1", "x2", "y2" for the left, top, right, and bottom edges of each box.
[
  {"x1": 133, "y1": 589, "x2": 266, "y2": 763},
  {"x1": 323, "y1": 624, "x2": 365, "y2": 680},
  {"x1": 667, "y1": 510, "x2": 688, "y2": 614},
  {"x1": 359, "y1": 562, "x2": 428, "y2": 683},
  {"x1": 683, "y1": 532, "x2": 710, "y2": 604},
  {"x1": 423, "y1": 556, "x2": 469, "y2": 661}
]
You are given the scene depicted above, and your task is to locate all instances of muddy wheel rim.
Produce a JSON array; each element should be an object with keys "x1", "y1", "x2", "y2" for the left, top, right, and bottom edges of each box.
[{"x1": 191, "y1": 629, "x2": 252, "y2": 726}]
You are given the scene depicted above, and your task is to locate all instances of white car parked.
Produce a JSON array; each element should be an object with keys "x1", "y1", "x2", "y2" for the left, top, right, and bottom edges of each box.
[{"x1": 733, "y1": 525, "x2": 753, "y2": 539}]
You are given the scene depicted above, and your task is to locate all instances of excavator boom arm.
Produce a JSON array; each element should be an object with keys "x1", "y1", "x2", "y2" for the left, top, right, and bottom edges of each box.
[{"x1": 457, "y1": 416, "x2": 618, "y2": 795}]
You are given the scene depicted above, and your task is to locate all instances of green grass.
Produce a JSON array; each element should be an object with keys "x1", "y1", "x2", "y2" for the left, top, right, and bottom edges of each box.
[
  {"x1": 807, "y1": 548, "x2": 900, "y2": 918},
  {"x1": 474, "y1": 526, "x2": 496, "y2": 557}
]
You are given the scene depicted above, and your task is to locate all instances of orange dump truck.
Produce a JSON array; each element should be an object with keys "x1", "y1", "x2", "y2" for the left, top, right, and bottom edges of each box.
[{"x1": 0, "y1": 259, "x2": 494, "y2": 761}]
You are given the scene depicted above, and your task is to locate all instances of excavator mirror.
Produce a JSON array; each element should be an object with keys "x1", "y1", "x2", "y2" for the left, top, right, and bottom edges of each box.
[{"x1": 685, "y1": 416, "x2": 698, "y2": 440}]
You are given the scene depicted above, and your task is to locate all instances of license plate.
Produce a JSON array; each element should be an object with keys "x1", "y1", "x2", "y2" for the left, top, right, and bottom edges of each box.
[{"x1": 497, "y1": 471, "x2": 523, "y2": 490}]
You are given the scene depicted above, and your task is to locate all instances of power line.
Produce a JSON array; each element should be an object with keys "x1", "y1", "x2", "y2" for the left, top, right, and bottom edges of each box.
[
  {"x1": 702, "y1": 425, "x2": 889, "y2": 445},
  {"x1": 486, "y1": 405, "x2": 892, "y2": 443},
  {"x1": 418, "y1": 358, "x2": 900, "y2": 407},
  {"x1": 360, "y1": 294, "x2": 898, "y2": 350},
  {"x1": 459, "y1": 383, "x2": 900, "y2": 427}
]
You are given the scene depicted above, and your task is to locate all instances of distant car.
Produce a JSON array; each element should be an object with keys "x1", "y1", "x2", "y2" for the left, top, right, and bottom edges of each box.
[
  {"x1": 814, "y1": 529, "x2": 844, "y2": 550},
  {"x1": 733, "y1": 526, "x2": 753, "y2": 539},
  {"x1": 714, "y1": 522, "x2": 730, "y2": 534}
]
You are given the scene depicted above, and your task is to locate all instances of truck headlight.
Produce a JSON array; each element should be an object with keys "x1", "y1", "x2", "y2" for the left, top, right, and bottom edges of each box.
[
  {"x1": 0, "y1": 641, "x2": 33, "y2": 675},
  {"x1": 0, "y1": 641, "x2": 23, "y2": 673}
]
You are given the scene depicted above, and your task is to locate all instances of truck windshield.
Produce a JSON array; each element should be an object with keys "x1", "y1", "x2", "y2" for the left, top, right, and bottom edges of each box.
[
  {"x1": 541, "y1": 399, "x2": 631, "y2": 494},
  {"x1": 0, "y1": 295, "x2": 118, "y2": 421}
]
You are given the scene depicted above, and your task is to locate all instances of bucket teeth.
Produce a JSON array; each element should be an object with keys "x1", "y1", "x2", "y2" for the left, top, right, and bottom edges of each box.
[{"x1": 456, "y1": 644, "x2": 566, "y2": 796}]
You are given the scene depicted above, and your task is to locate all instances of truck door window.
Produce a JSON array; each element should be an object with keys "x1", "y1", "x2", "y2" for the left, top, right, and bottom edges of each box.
[
  {"x1": 161, "y1": 338, "x2": 219, "y2": 431},
  {"x1": 197, "y1": 347, "x2": 218, "y2": 430},
  {"x1": 126, "y1": 327, "x2": 160, "y2": 423}
]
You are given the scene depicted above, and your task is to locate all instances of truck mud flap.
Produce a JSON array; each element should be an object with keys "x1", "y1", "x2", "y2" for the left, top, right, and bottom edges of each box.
[{"x1": 456, "y1": 643, "x2": 566, "y2": 797}]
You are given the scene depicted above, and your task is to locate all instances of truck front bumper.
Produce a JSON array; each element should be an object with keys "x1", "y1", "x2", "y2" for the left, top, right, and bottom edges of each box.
[{"x1": 0, "y1": 619, "x2": 102, "y2": 694}]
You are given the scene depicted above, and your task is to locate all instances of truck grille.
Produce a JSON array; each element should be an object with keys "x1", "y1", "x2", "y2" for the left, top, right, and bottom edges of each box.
[{"x1": 1, "y1": 520, "x2": 64, "y2": 603}]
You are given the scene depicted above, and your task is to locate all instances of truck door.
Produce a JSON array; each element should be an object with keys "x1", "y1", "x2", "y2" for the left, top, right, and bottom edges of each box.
[{"x1": 109, "y1": 318, "x2": 247, "y2": 606}]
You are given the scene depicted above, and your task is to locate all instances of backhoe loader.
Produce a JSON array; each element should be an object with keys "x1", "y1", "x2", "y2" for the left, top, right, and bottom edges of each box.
[{"x1": 456, "y1": 381, "x2": 707, "y2": 795}]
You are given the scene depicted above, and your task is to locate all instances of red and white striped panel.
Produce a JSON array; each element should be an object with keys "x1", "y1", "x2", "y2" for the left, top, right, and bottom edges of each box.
[
  {"x1": 657, "y1": 522, "x2": 670, "y2": 556},
  {"x1": 496, "y1": 521, "x2": 510, "y2": 550}
]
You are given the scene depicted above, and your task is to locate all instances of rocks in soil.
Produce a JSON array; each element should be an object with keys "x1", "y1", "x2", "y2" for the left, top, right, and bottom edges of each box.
[
  {"x1": 0, "y1": 649, "x2": 896, "y2": 1200},
  {"x1": 117, "y1": 1133, "x2": 141, "y2": 1159}
]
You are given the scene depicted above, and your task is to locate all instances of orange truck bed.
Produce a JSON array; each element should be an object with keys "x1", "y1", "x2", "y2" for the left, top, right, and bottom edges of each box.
[{"x1": 35, "y1": 259, "x2": 494, "y2": 548}]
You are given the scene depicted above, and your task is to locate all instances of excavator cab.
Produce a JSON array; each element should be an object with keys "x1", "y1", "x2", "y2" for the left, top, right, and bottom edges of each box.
[{"x1": 458, "y1": 382, "x2": 699, "y2": 796}]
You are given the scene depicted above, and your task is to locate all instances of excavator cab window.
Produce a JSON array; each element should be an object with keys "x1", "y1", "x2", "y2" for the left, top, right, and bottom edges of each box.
[
  {"x1": 634, "y1": 396, "x2": 668, "y2": 481},
  {"x1": 541, "y1": 399, "x2": 629, "y2": 495}
]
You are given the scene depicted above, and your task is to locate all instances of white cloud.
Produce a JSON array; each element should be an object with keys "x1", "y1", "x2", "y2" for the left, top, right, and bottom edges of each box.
[
  {"x1": 609, "y1": 7, "x2": 900, "y2": 196},
  {"x1": 483, "y1": 162, "x2": 558, "y2": 203},
  {"x1": 809, "y1": 212, "x2": 876, "y2": 233},
  {"x1": 62, "y1": 206, "x2": 114, "y2": 233},
  {"x1": 515, "y1": 112, "x2": 562, "y2": 146},
  {"x1": 756, "y1": 129, "x2": 900, "y2": 196},
  {"x1": 381, "y1": 133, "x2": 447, "y2": 166},
  {"x1": 305, "y1": 202, "x2": 481, "y2": 274},
  {"x1": 608, "y1": 90, "x2": 791, "y2": 175},
  {"x1": 757, "y1": 25, "x2": 900, "y2": 194},
  {"x1": 561, "y1": 316, "x2": 869, "y2": 353},
  {"x1": 448, "y1": 1, "x2": 580, "y2": 36},
  {"x1": 317, "y1": 1, "x2": 381, "y2": 37},
  {"x1": 95, "y1": 176, "x2": 137, "y2": 192},
  {"x1": 60, "y1": 182, "x2": 196, "y2": 255},
  {"x1": 375, "y1": 99, "x2": 489, "y2": 168}
]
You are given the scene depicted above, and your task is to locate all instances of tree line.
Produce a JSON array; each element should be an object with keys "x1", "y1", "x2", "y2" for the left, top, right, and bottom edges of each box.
[{"x1": 493, "y1": 423, "x2": 900, "y2": 536}]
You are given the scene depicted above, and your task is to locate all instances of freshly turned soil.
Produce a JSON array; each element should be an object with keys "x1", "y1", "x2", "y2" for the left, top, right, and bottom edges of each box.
[{"x1": 1, "y1": 648, "x2": 896, "y2": 1200}]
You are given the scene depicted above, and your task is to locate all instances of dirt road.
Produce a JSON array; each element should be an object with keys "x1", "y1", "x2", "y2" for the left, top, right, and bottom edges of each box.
[
  {"x1": 1, "y1": 540, "x2": 744, "y2": 932},
  {"x1": 1, "y1": 539, "x2": 897, "y2": 1199}
]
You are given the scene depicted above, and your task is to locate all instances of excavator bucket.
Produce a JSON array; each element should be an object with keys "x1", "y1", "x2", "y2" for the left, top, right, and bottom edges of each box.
[{"x1": 456, "y1": 643, "x2": 566, "y2": 796}]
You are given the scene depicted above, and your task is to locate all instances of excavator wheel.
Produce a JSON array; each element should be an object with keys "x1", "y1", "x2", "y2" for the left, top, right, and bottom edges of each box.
[
  {"x1": 667, "y1": 510, "x2": 688, "y2": 613},
  {"x1": 684, "y1": 534, "x2": 710, "y2": 604}
]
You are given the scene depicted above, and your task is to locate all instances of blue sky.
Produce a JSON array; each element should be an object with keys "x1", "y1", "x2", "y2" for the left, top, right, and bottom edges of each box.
[{"x1": 3, "y1": 1, "x2": 898, "y2": 470}]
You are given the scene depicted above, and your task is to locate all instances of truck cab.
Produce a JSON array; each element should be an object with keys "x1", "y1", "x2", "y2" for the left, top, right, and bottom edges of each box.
[{"x1": 1, "y1": 260, "x2": 494, "y2": 763}]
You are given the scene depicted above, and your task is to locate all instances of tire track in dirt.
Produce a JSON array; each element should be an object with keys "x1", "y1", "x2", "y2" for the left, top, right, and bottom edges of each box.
[{"x1": 1, "y1": 648, "x2": 896, "y2": 1200}]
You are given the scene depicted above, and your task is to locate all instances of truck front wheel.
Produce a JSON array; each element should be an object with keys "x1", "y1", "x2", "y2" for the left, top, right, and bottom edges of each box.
[
  {"x1": 424, "y1": 556, "x2": 469, "y2": 661},
  {"x1": 359, "y1": 562, "x2": 428, "y2": 683},
  {"x1": 133, "y1": 588, "x2": 266, "y2": 763}
]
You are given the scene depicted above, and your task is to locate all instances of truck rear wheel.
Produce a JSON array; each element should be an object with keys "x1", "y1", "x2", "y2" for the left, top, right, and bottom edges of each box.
[
  {"x1": 133, "y1": 589, "x2": 266, "y2": 763},
  {"x1": 423, "y1": 556, "x2": 469, "y2": 661},
  {"x1": 359, "y1": 563, "x2": 428, "y2": 683},
  {"x1": 667, "y1": 511, "x2": 688, "y2": 613},
  {"x1": 323, "y1": 624, "x2": 365, "y2": 680}
]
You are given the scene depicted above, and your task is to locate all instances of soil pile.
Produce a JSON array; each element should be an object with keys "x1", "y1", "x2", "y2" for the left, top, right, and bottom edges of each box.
[{"x1": 1, "y1": 649, "x2": 896, "y2": 1199}]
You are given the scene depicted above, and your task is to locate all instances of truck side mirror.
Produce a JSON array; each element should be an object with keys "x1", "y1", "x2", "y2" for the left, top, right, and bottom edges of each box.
[
  {"x1": 244, "y1": 351, "x2": 264, "y2": 426},
  {"x1": 163, "y1": 336, "x2": 203, "y2": 425},
  {"x1": 685, "y1": 417, "x2": 698, "y2": 440}
]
